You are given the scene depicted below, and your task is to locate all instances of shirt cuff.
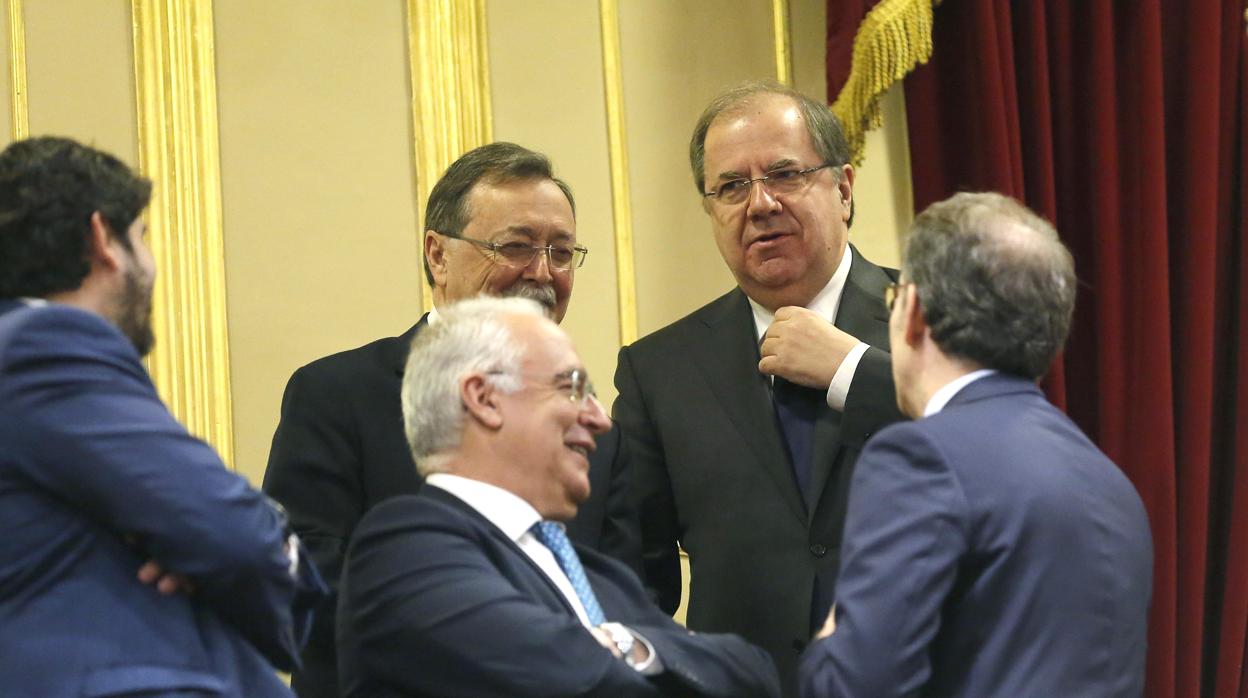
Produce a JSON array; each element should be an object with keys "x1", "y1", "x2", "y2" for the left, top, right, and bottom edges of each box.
[
  {"x1": 826, "y1": 342, "x2": 869, "y2": 411},
  {"x1": 628, "y1": 628, "x2": 662, "y2": 675}
]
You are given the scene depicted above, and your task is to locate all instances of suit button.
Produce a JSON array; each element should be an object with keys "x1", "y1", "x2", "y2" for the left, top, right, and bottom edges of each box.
[{"x1": 810, "y1": 543, "x2": 827, "y2": 557}]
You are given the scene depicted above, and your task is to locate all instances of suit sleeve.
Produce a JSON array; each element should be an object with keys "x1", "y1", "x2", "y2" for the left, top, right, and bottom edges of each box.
[
  {"x1": 261, "y1": 362, "x2": 364, "y2": 692},
  {"x1": 595, "y1": 425, "x2": 645, "y2": 578},
  {"x1": 342, "y1": 509, "x2": 662, "y2": 697},
  {"x1": 799, "y1": 424, "x2": 968, "y2": 697},
  {"x1": 3, "y1": 310, "x2": 325, "y2": 670},
  {"x1": 612, "y1": 344, "x2": 683, "y2": 614},
  {"x1": 840, "y1": 346, "x2": 905, "y2": 450}
]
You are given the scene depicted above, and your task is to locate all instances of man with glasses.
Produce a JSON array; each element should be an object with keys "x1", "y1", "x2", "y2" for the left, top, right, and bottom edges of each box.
[
  {"x1": 613, "y1": 81, "x2": 903, "y2": 694},
  {"x1": 264, "y1": 142, "x2": 640, "y2": 697},
  {"x1": 337, "y1": 296, "x2": 779, "y2": 697}
]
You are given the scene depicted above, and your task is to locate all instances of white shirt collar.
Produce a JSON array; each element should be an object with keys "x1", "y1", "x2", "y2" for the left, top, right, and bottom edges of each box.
[
  {"x1": 18, "y1": 297, "x2": 48, "y2": 307},
  {"x1": 749, "y1": 244, "x2": 854, "y2": 341},
  {"x1": 425, "y1": 473, "x2": 542, "y2": 542},
  {"x1": 426, "y1": 306, "x2": 441, "y2": 325},
  {"x1": 923, "y1": 369, "x2": 997, "y2": 417}
]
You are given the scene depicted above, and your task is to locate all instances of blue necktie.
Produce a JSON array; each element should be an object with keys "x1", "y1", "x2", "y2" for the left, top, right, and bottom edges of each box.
[
  {"x1": 531, "y1": 521, "x2": 606, "y2": 625},
  {"x1": 773, "y1": 376, "x2": 822, "y2": 501}
]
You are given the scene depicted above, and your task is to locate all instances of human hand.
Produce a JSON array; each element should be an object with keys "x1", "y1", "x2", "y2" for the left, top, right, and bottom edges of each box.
[
  {"x1": 136, "y1": 560, "x2": 194, "y2": 596},
  {"x1": 814, "y1": 604, "x2": 837, "y2": 640},
  {"x1": 759, "y1": 306, "x2": 859, "y2": 389},
  {"x1": 590, "y1": 625, "x2": 623, "y2": 657}
]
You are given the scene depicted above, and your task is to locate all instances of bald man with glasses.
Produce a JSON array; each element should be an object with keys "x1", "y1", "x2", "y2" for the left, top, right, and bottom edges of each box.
[{"x1": 263, "y1": 142, "x2": 641, "y2": 698}]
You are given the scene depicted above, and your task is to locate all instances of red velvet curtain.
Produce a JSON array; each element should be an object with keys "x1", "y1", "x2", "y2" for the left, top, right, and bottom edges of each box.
[{"x1": 892, "y1": 1, "x2": 1247, "y2": 696}]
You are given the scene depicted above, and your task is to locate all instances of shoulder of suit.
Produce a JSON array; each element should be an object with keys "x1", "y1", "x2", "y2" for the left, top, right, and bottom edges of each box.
[
  {"x1": 622, "y1": 287, "x2": 743, "y2": 353},
  {"x1": 290, "y1": 321, "x2": 422, "y2": 381},
  {"x1": 0, "y1": 303, "x2": 133, "y2": 364}
]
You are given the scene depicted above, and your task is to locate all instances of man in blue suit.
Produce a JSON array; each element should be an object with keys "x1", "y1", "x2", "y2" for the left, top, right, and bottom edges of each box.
[
  {"x1": 799, "y1": 192, "x2": 1153, "y2": 697},
  {"x1": 0, "y1": 137, "x2": 326, "y2": 696},
  {"x1": 338, "y1": 297, "x2": 780, "y2": 697}
]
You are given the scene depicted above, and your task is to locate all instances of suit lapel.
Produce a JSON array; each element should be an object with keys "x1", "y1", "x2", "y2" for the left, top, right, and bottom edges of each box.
[
  {"x1": 807, "y1": 248, "x2": 894, "y2": 514},
  {"x1": 689, "y1": 290, "x2": 808, "y2": 524},
  {"x1": 423, "y1": 486, "x2": 582, "y2": 619}
]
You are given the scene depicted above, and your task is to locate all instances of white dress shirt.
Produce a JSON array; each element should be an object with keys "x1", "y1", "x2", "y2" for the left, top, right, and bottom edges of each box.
[
  {"x1": 923, "y1": 369, "x2": 997, "y2": 417},
  {"x1": 749, "y1": 245, "x2": 869, "y2": 410}
]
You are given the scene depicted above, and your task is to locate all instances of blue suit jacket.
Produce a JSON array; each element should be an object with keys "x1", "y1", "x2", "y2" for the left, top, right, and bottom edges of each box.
[
  {"x1": 0, "y1": 300, "x2": 327, "y2": 697},
  {"x1": 799, "y1": 373, "x2": 1153, "y2": 697},
  {"x1": 338, "y1": 486, "x2": 781, "y2": 697}
]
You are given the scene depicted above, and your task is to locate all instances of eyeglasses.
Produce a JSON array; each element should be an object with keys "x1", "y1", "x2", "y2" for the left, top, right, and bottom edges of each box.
[
  {"x1": 453, "y1": 234, "x2": 588, "y2": 271},
  {"x1": 497, "y1": 368, "x2": 597, "y2": 405},
  {"x1": 702, "y1": 163, "x2": 834, "y2": 205},
  {"x1": 884, "y1": 282, "x2": 912, "y2": 311}
]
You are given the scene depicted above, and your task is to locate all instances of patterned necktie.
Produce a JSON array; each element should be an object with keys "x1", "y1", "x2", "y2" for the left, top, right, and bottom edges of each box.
[{"x1": 531, "y1": 521, "x2": 606, "y2": 625}]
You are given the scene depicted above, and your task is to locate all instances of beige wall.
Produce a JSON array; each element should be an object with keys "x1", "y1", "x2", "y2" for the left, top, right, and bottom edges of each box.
[
  {"x1": 4, "y1": 0, "x2": 914, "y2": 491},
  {"x1": 214, "y1": 1, "x2": 421, "y2": 483}
]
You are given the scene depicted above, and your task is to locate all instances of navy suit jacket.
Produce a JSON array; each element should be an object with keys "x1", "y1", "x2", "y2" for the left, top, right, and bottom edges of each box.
[
  {"x1": 264, "y1": 314, "x2": 642, "y2": 697},
  {"x1": 800, "y1": 373, "x2": 1153, "y2": 697},
  {"x1": 337, "y1": 486, "x2": 780, "y2": 697},
  {"x1": 0, "y1": 300, "x2": 326, "y2": 697}
]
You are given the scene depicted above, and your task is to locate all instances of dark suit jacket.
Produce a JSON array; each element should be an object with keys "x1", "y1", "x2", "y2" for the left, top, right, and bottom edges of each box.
[
  {"x1": 0, "y1": 300, "x2": 325, "y2": 697},
  {"x1": 263, "y1": 314, "x2": 641, "y2": 697},
  {"x1": 613, "y1": 248, "x2": 902, "y2": 694},
  {"x1": 338, "y1": 486, "x2": 780, "y2": 697},
  {"x1": 799, "y1": 373, "x2": 1153, "y2": 697}
]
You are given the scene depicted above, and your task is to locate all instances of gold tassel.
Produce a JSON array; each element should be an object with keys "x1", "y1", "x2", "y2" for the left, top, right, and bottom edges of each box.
[{"x1": 831, "y1": 0, "x2": 937, "y2": 166}]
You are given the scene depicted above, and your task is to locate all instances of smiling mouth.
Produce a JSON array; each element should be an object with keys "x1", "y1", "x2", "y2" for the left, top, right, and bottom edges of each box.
[{"x1": 566, "y1": 443, "x2": 593, "y2": 459}]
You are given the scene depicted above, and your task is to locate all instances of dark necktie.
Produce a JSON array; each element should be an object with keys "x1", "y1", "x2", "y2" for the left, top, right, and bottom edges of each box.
[
  {"x1": 531, "y1": 521, "x2": 606, "y2": 625},
  {"x1": 772, "y1": 376, "x2": 823, "y2": 500}
]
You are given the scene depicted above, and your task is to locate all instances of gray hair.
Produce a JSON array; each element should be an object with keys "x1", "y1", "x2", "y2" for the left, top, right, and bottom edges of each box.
[
  {"x1": 688, "y1": 80, "x2": 854, "y2": 226},
  {"x1": 903, "y1": 192, "x2": 1076, "y2": 380},
  {"x1": 423, "y1": 142, "x2": 575, "y2": 285},
  {"x1": 401, "y1": 296, "x2": 546, "y2": 475}
]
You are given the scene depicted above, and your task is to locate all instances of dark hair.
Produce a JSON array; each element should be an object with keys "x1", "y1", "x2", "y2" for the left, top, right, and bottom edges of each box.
[
  {"x1": 0, "y1": 136, "x2": 151, "y2": 299},
  {"x1": 688, "y1": 80, "x2": 853, "y2": 225},
  {"x1": 423, "y1": 142, "x2": 575, "y2": 285},
  {"x1": 903, "y1": 192, "x2": 1076, "y2": 380}
]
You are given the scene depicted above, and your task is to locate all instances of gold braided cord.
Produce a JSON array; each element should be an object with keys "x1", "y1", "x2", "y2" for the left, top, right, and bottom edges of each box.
[
  {"x1": 406, "y1": 0, "x2": 493, "y2": 313},
  {"x1": 830, "y1": 0, "x2": 935, "y2": 166},
  {"x1": 131, "y1": 0, "x2": 234, "y2": 464}
]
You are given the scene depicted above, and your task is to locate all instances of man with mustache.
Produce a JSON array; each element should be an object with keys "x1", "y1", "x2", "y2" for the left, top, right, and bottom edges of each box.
[
  {"x1": 0, "y1": 136, "x2": 325, "y2": 696},
  {"x1": 263, "y1": 142, "x2": 641, "y2": 697}
]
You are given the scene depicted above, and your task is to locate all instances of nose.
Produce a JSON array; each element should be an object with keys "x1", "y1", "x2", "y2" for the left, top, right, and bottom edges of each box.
[
  {"x1": 523, "y1": 248, "x2": 554, "y2": 284},
  {"x1": 745, "y1": 178, "x2": 782, "y2": 219},
  {"x1": 579, "y1": 394, "x2": 611, "y2": 435}
]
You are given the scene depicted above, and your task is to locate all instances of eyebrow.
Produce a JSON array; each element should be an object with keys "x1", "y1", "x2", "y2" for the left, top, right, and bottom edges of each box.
[
  {"x1": 494, "y1": 226, "x2": 575, "y2": 243},
  {"x1": 714, "y1": 158, "x2": 800, "y2": 182}
]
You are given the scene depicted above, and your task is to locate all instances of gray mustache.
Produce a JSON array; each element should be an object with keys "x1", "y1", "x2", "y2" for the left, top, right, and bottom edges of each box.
[{"x1": 502, "y1": 282, "x2": 557, "y2": 314}]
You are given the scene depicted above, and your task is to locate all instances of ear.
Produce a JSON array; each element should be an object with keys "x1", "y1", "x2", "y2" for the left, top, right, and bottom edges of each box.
[
  {"x1": 460, "y1": 372, "x2": 504, "y2": 430},
  {"x1": 88, "y1": 211, "x2": 125, "y2": 272},
  {"x1": 836, "y1": 164, "x2": 855, "y2": 210},
  {"x1": 901, "y1": 285, "x2": 927, "y2": 347},
  {"x1": 424, "y1": 231, "x2": 449, "y2": 289}
]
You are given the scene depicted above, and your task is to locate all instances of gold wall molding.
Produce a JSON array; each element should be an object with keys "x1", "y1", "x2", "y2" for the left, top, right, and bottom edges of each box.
[
  {"x1": 6, "y1": 0, "x2": 28, "y2": 139},
  {"x1": 772, "y1": 0, "x2": 793, "y2": 86},
  {"x1": 598, "y1": 0, "x2": 638, "y2": 345},
  {"x1": 406, "y1": 0, "x2": 493, "y2": 313},
  {"x1": 131, "y1": 0, "x2": 234, "y2": 465}
]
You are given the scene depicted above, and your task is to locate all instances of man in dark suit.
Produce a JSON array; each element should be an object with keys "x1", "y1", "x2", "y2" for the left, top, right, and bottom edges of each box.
[
  {"x1": 263, "y1": 142, "x2": 641, "y2": 696},
  {"x1": 338, "y1": 296, "x2": 780, "y2": 697},
  {"x1": 613, "y1": 81, "x2": 902, "y2": 693},
  {"x1": 799, "y1": 192, "x2": 1153, "y2": 697},
  {"x1": 0, "y1": 137, "x2": 326, "y2": 696}
]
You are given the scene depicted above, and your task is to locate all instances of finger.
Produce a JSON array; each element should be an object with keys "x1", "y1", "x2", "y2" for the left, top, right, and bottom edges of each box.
[
  {"x1": 136, "y1": 561, "x2": 161, "y2": 584},
  {"x1": 758, "y1": 356, "x2": 778, "y2": 376},
  {"x1": 157, "y1": 575, "x2": 182, "y2": 596}
]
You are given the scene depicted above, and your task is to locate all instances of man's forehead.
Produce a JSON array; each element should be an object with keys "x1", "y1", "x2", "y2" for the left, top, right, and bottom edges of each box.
[
  {"x1": 465, "y1": 179, "x2": 575, "y2": 237},
  {"x1": 703, "y1": 97, "x2": 815, "y2": 175}
]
